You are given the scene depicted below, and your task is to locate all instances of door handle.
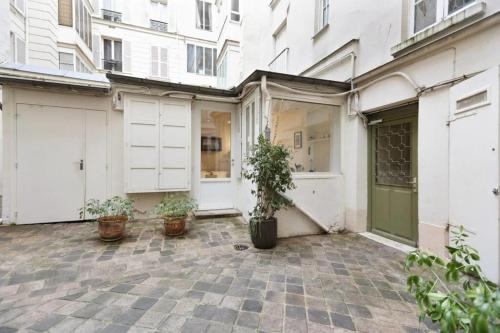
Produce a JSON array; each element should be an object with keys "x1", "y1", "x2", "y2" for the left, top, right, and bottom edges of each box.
[{"x1": 79, "y1": 159, "x2": 84, "y2": 171}]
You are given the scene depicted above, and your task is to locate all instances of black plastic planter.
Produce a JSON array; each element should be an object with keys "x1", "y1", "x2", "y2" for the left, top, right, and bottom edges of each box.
[{"x1": 250, "y1": 217, "x2": 277, "y2": 249}]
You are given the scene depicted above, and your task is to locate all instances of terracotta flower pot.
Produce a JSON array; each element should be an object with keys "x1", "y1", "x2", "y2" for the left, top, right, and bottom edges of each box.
[
  {"x1": 163, "y1": 216, "x2": 187, "y2": 236},
  {"x1": 97, "y1": 215, "x2": 128, "y2": 241}
]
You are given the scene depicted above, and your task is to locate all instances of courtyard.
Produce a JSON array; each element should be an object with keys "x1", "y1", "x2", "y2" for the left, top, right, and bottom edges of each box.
[{"x1": 0, "y1": 218, "x2": 436, "y2": 333}]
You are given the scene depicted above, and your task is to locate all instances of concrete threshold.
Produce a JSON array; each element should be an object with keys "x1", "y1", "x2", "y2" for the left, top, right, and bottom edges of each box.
[
  {"x1": 194, "y1": 209, "x2": 243, "y2": 220},
  {"x1": 359, "y1": 232, "x2": 416, "y2": 254}
]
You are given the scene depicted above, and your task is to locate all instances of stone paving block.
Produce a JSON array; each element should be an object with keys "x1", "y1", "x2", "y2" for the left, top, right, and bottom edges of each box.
[
  {"x1": 72, "y1": 319, "x2": 107, "y2": 333},
  {"x1": 0, "y1": 326, "x2": 17, "y2": 333},
  {"x1": 236, "y1": 311, "x2": 259, "y2": 329},
  {"x1": 259, "y1": 314, "x2": 282, "y2": 332},
  {"x1": 330, "y1": 312, "x2": 356, "y2": 331},
  {"x1": 71, "y1": 303, "x2": 103, "y2": 319},
  {"x1": 206, "y1": 322, "x2": 232, "y2": 333},
  {"x1": 193, "y1": 304, "x2": 217, "y2": 320},
  {"x1": 285, "y1": 305, "x2": 306, "y2": 320},
  {"x1": 308, "y1": 308, "x2": 331, "y2": 326},
  {"x1": 181, "y1": 317, "x2": 209, "y2": 333},
  {"x1": 241, "y1": 299, "x2": 262, "y2": 313},
  {"x1": 100, "y1": 324, "x2": 130, "y2": 333},
  {"x1": 28, "y1": 314, "x2": 65, "y2": 331},
  {"x1": 131, "y1": 297, "x2": 157, "y2": 310},
  {"x1": 157, "y1": 313, "x2": 187, "y2": 333},
  {"x1": 110, "y1": 284, "x2": 135, "y2": 294},
  {"x1": 284, "y1": 317, "x2": 308, "y2": 333},
  {"x1": 134, "y1": 310, "x2": 167, "y2": 329},
  {"x1": 112, "y1": 308, "x2": 145, "y2": 326},
  {"x1": 220, "y1": 296, "x2": 242, "y2": 310},
  {"x1": 48, "y1": 317, "x2": 86, "y2": 333},
  {"x1": 0, "y1": 219, "x2": 425, "y2": 333}
]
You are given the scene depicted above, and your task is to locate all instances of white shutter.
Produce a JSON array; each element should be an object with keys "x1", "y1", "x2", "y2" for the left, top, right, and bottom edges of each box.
[
  {"x1": 159, "y1": 99, "x2": 191, "y2": 190},
  {"x1": 160, "y1": 48, "x2": 168, "y2": 78},
  {"x1": 124, "y1": 96, "x2": 160, "y2": 192},
  {"x1": 92, "y1": 34, "x2": 101, "y2": 68},
  {"x1": 124, "y1": 96, "x2": 191, "y2": 192},
  {"x1": 123, "y1": 41, "x2": 132, "y2": 73},
  {"x1": 151, "y1": 46, "x2": 159, "y2": 77},
  {"x1": 16, "y1": 38, "x2": 25, "y2": 64}
]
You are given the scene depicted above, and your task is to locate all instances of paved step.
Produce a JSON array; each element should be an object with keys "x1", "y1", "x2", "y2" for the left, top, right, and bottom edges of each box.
[{"x1": 194, "y1": 209, "x2": 242, "y2": 220}]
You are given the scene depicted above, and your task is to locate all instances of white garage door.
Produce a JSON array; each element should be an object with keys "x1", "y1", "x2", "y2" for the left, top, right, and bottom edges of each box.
[{"x1": 16, "y1": 104, "x2": 107, "y2": 224}]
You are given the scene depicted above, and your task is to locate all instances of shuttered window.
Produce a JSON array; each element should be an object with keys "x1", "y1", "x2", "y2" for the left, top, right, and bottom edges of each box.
[
  {"x1": 151, "y1": 46, "x2": 168, "y2": 78},
  {"x1": 124, "y1": 96, "x2": 191, "y2": 193},
  {"x1": 58, "y1": 0, "x2": 73, "y2": 26}
]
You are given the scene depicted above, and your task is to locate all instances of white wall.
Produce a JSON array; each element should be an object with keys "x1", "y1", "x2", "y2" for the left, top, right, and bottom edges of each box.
[{"x1": 27, "y1": 0, "x2": 59, "y2": 68}]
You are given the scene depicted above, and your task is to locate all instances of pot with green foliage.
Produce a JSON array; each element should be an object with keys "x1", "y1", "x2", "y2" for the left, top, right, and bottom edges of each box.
[
  {"x1": 80, "y1": 196, "x2": 134, "y2": 241},
  {"x1": 243, "y1": 134, "x2": 295, "y2": 249},
  {"x1": 153, "y1": 194, "x2": 197, "y2": 236}
]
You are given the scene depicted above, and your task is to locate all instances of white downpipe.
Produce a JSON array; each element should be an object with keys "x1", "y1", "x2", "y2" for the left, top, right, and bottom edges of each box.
[{"x1": 261, "y1": 75, "x2": 272, "y2": 128}]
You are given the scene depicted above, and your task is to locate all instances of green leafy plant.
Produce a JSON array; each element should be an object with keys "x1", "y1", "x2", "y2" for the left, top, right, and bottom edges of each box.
[
  {"x1": 80, "y1": 196, "x2": 135, "y2": 219},
  {"x1": 243, "y1": 134, "x2": 295, "y2": 235},
  {"x1": 152, "y1": 194, "x2": 198, "y2": 219},
  {"x1": 405, "y1": 226, "x2": 499, "y2": 333}
]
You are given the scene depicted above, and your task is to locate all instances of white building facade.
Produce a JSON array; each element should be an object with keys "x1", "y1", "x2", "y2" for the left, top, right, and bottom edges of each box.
[{"x1": 0, "y1": 0, "x2": 499, "y2": 283}]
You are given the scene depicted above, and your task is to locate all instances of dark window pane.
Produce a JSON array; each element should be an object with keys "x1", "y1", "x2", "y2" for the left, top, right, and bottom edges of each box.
[
  {"x1": 196, "y1": 45, "x2": 204, "y2": 74},
  {"x1": 448, "y1": 0, "x2": 474, "y2": 14},
  {"x1": 204, "y1": 47, "x2": 212, "y2": 75},
  {"x1": 187, "y1": 44, "x2": 195, "y2": 72},
  {"x1": 414, "y1": 0, "x2": 437, "y2": 32}
]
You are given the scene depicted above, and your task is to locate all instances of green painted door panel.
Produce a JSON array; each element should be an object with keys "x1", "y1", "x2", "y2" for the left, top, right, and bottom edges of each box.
[{"x1": 369, "y1": 109, "x2": 418, "y2": 246}]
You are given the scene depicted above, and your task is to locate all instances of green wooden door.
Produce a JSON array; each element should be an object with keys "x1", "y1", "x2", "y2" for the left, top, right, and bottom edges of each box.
[{"x1": 369, "y1": 109, "x2": 418, "y2": 246}]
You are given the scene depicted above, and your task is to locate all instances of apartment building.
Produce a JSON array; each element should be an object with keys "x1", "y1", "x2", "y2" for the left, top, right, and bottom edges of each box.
[
  {"x1": 234, "y1": 0, "x2": 500, "y2": 282},
  {"x1": 0, "y1": 0, "x2": 498, "y2": 283},
  {"x1": 0, "y1": 0, "x2": 242, "y2": 87}
]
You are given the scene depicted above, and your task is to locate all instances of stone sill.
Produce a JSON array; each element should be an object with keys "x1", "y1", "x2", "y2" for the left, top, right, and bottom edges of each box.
[{"x1": 391, "y1": 1, "x2": 486, "y2": 57}]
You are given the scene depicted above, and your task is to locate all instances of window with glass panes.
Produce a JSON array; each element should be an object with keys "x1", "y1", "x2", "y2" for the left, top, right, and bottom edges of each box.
[
  {"x1": 187, "y1": 44, "x2": 217, "y2": 76},
  {"x1": 196, "y1": 0, "x2": 212, "y2": 30}
]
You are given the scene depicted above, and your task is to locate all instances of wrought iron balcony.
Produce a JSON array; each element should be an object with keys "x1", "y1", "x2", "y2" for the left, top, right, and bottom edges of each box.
[
  {"x1": 150, "y1": 20, "x2": 168, "y2": 33},
  {"x1": 103, "y1": 59, "x2": 122, "y2": 72},
  {"x1": 102, "y1": 9, "x2": 122, "y2": 22}
]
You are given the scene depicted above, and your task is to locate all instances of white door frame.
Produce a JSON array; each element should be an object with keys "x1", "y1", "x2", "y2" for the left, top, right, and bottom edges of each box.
[{"x1": 192, "y1": 100, "x2": 238, "y2": 210}]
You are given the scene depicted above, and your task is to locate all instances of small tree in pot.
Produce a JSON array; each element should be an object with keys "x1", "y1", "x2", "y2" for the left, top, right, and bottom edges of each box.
[
  {"x1": 243, "y1": 134, "x2": 295, "y2": 249},
  {"x1": 153, "y1": 194, "x2": 197, "y2": 236},
  {"x1": 80, "y1": 196, "x2": 134, "y2": 241}
]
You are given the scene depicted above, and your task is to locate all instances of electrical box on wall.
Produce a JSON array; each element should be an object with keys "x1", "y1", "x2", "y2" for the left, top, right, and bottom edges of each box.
[{"x1": 113, "y1": 91, "x2": 124, "y2": 111}]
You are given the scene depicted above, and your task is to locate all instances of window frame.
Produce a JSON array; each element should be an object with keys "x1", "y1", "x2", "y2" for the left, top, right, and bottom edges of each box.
[
  {"x1": 59, "y1": 52, "x2": 75, "y2": 71},
  {"x1": 75, "y1": 0, "x2": 92, "y2": 49},
  {"x1": 9, "y1": 32, "x2": 26, "y2": 64},
  {"x1": 102, "y1": 38, "x2": 123, "y2": 71},
  {"x1": 186, "y1": 43, "x2": 217, "y2": 77},
  {"x1": 58, "y1": 0, "x2": 73, "y2": 27},
  {"x1": 196, "y1": 0, "x2": 212, "y2": 31},
  {"x1": 314, "y1": 0, "x2": 330, "y2": 34},
  {"x1": 151, "y1": 46, "x2": 168, "y2": 78},
  {"x1": 410, "y1": 0, "x2": 477, "y2": 35},
  {"x1": 230, "y1": 0, "x2": 240, "y2": 22}
]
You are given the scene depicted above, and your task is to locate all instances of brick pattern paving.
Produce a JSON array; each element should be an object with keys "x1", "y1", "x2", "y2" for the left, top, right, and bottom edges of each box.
[{"x1": 0, "y1": 218, "x2": 438, "y2": 332}]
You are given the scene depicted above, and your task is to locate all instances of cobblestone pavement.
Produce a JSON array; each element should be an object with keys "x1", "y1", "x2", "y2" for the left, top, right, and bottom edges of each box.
[{"x1": 0, "y1": 218, "x2": 438, "y2": 333}]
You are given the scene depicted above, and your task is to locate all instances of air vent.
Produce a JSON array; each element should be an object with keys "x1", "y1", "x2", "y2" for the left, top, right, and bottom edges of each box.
[{"x1": 456, "y1": 89, "x2": 489, "y2": 113}]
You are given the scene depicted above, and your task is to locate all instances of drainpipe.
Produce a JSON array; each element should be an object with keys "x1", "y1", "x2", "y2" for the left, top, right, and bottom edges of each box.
[{"x1": 261, "y1": 75, "x2": 272, "y2": 136}]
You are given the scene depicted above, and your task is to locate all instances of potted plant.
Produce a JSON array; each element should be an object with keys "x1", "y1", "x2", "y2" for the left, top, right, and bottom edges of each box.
[
  {"x1": 153, "y1": 194, "x2": 197, "y2": 236},
  {"x1": 243, "y1": 134, "x2": 295, "y2": 249},
  {"x1": 80, "y1": 196, "x2": 134, "y2": 241}
]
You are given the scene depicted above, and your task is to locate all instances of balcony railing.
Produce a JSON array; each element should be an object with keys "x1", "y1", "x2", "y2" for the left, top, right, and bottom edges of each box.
[
  {"x1": 103, "y1": 59, "x2": 122, "y2": 72},
  {"x1": 102, "y1": 9, "x2": 122, "y2": 22},
  {"x1": 268, "y1": 47, "x2": 289, "y2": 73},
  {"x1": 150, "y1": 19, "x2": 168, "y2": 33}
]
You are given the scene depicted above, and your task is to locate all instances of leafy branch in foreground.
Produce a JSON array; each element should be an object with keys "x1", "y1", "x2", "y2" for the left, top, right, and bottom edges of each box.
[{"x1": 405, "y1": 226, "x2": 499, "y2": 333}]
